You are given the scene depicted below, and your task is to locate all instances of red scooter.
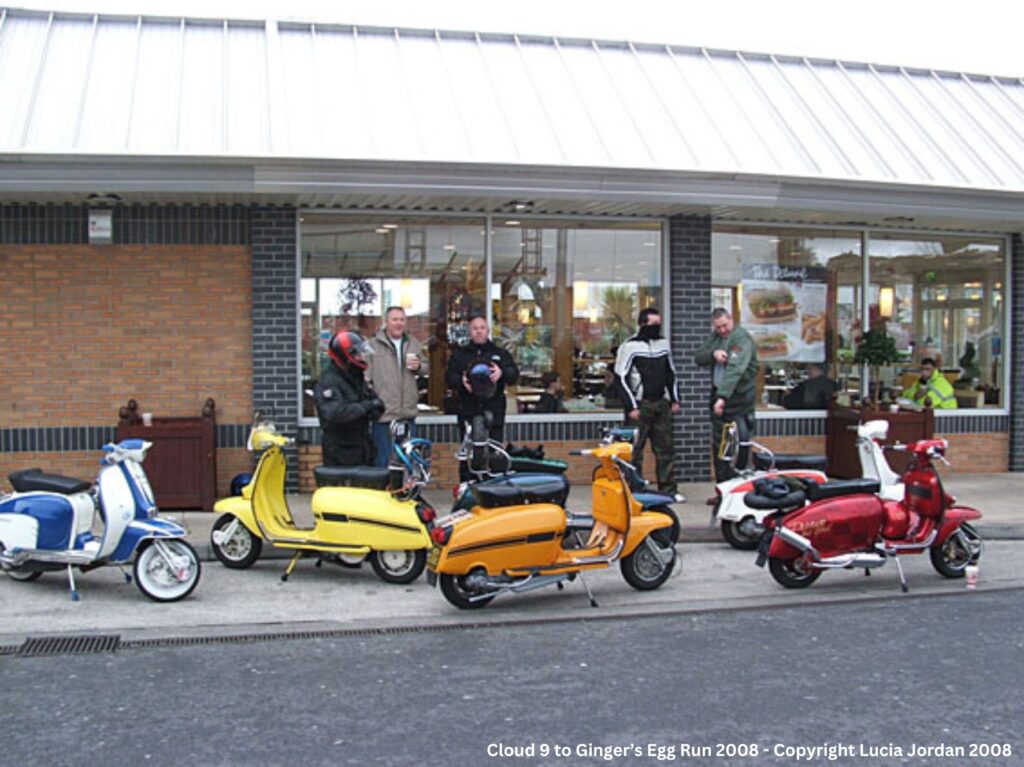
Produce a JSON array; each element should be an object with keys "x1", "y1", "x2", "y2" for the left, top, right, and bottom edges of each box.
[{"x1": 752, "y1": 438, "x2": 982, "y2": 592}]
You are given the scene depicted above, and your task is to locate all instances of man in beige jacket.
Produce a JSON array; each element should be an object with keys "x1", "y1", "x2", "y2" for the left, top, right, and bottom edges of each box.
[{"x1": 366, "y1": 306, "x2": 428, "y2": 467}]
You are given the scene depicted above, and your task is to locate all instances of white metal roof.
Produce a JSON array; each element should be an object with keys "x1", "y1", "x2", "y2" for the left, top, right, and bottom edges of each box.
[{"x1": 1, "y1": 7, "x2": 1024, "y2": 227}]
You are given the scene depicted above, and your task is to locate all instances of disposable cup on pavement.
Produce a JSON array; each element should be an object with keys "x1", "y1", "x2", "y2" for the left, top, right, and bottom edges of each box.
[
  {"x1": 965, "y1": 565, "x2": 979, "y2": 589},
  {"x1": 142, "y1": 412, "x2": 153, "y2": 427}
]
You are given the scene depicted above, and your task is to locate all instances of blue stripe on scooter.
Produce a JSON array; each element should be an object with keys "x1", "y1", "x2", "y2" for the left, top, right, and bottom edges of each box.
[{"x1": 317, "y1": 512, "x2": 422, "y2": 534}]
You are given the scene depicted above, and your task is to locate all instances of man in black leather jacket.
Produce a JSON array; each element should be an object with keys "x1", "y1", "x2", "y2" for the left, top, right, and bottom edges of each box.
[
  {"x1": 314, "y1": 331, "x2": 385, "y2": 466},
  {"x1": 445, "y1": 313, "x2": 519, "y2": 442}
]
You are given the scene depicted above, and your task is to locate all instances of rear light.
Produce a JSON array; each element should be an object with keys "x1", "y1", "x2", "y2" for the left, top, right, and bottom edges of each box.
[
  {"x1": 416, "y1": 503, "x2": 436, "y2": 524},
  {"x1": 430, "y1": 526, "x2": 451, "y2": 545},
  {"x1": 453, "y1": 483, "x2": 467, "y2": 499}
]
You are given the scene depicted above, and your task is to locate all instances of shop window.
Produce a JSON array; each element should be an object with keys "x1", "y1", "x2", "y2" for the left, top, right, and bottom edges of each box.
[
  {"x1": 491, "y1": 221, "x2": 663, "y2": 414},
  {"x1": 869, "y1": 234, "x2": 1005, "y2": 408},
  {"x1": 300, "y1": 215, "x2": 486, "y2": 419},
  {"x1": 712, "y1": 227, "x2": 862, "y2": 410}
]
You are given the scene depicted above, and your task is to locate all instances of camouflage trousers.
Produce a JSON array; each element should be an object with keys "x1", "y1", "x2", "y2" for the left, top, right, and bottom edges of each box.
[{"x1": 631, "y1": 399, "x2": 677, "y2": 494}]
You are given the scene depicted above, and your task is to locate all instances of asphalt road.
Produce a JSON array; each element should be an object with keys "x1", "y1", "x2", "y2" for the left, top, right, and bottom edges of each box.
[{"x1": 1, "y1": 590, "x2": 1021, "y2": 767}]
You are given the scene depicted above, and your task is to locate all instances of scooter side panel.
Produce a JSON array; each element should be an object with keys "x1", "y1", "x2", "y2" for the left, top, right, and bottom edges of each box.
[
  {"x1": 0, "y1": 511, "x2": 40, "y2": 550},
  {"x1": 779, "y1": 495, "x2": 885, "y2": 559},
  {"x1": 312, "y1": 488, "x2": 429, "y2": 549},
  {"x1": 0, "y1": 493, "x2": 73, "y2": 550},
  {"x1": 436, "y1": 504, "x2": 565, "y2": 575}
]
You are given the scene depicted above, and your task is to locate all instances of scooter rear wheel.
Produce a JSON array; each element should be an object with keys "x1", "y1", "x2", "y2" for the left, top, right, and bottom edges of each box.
[
  {"x1": 368, "y1": 549, "x2": 427, "y2": 584},
  {"x1": 768, "y1": 556, "x2": 821, "y2": 589},
  {"x1": 721, "y1": 518, "x2": 761, "y2": 551},
  {"x1": 5, "y1": 567, "x2": 43, "y2": 582},
  {"x1": 211, "y1": 514, "x2": 262, "y2": 569},
  {"x1": 439, "y1": 572, "x2": 496, "y2": 609}
]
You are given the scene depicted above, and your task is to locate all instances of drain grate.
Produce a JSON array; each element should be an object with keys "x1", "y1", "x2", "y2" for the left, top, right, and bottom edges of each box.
[{"x1": 18, "y1": 634, "x2": 121, "y2": 657}]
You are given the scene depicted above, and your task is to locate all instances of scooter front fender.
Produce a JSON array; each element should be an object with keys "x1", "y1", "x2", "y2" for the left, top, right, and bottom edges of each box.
[
  {"x1": 621, "y1": 511, "x2": 674, "y2": 558},
  {"x1": 213, "y1": 496, "x2": 261, "y2": 539},
  {"x1": 937, "y1": 506, "x2": 982, "y2": 542},
  {"x1": 110, "y1": 518, "x2": 188, "y2": 562}
]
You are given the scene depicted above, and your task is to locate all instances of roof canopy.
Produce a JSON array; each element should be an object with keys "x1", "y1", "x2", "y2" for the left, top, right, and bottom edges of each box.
[{"x1": 2, "y1": 7, "x2": 1023, "y2": 230}]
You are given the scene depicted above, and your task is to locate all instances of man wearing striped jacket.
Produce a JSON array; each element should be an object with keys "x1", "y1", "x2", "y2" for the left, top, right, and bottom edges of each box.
[{"x1": 612, "y1": 307, "x2": 681, "y2": 494}]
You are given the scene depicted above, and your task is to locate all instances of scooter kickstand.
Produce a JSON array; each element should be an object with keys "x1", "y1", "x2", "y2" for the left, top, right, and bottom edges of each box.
[
  {"x1": 281, "y1": 552, "x2": 302, "y2": 582},
  {"x1": 893, "y1": 555, "x2": 909, "y2": 593},
  {"x1": 117, "y1": 564, "x2": 133, "y2": 584},
  {"x1": 578, "y1": 571, "x2": 599, "y2": 608},
  {"x1": 66, "y1": 564, "x2": 80, "y2": 602}
]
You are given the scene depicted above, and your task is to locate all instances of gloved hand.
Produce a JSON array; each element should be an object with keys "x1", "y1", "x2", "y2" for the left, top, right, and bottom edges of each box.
[{"x1": 367, "y1": 397, "x2": 386, "y2": 421}]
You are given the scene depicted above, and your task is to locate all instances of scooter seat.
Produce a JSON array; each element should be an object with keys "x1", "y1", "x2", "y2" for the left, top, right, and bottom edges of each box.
[
  {"x1": 804, "y1": 478, "x2": 881, "y2": 501},
  {"x1": 313, "y1": 466, "x2": 391, "y2": 491},
  {"x1": 8, "y1": 468, "x2": 91, "y2": 495},
  {"x1": 753, "y1": 452, "x2": 827, "y2": 472},
  {"x1": 473, "y1": 475, "x2": 571, "y2": 509}
]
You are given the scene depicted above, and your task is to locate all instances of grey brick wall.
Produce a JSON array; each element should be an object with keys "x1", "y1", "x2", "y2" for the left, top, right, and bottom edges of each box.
[
  {"x1": 251, "y1": 207, "x2": 300, "y2": 488},
  {"x1": 669, "y1": 214, "x2": 713, "y2": 481},
  {"x1": 1011, "y1": 233, "x2": 1023, "y2": 471}
]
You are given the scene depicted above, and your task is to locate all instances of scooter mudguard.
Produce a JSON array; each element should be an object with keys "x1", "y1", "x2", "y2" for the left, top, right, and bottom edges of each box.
[
  {"x1": 312, "y1": 487, "x2": 430, "y2": 550},
  {"x1": 110, "y1": 518, "x2": 187, "y2": 563},
  {"x1": 620, "y1": 511, "x2": 674, "y2": 558},
  {"x1": 213, "y1": 495, "x2": 261, "y2": 538},
  {"x1": 937, "y1": 506, "x2": 982, "y2": 542}
]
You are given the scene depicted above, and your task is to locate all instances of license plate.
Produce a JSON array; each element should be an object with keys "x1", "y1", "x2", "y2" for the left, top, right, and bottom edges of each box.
[{"x1": 427, "y1": 544, "x2": 441, "y2": 570}]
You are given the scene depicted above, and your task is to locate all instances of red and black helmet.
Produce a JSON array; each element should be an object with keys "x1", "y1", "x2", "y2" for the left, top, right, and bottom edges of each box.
[{"x1": 328, "y1": 331, "x2": 371, "y2": 371}]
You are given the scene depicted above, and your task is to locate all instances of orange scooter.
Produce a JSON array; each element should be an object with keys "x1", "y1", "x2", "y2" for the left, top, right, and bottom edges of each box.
[{"x1": 425, "y1": 440, "x2": 678, "y2": 609}]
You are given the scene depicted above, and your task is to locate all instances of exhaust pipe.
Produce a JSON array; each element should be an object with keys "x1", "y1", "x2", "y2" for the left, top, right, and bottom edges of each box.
[{"x1": 776, "y1": 526, "x2": 820, "y2": 561}]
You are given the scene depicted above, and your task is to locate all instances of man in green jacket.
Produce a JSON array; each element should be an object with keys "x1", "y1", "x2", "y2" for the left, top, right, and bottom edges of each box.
[
  {"x1": 904, "y1": 357, "x2": 957, "y2": 409},
  {"x1": 694, "y1": 308, "x2": 759, "y2": 482}
]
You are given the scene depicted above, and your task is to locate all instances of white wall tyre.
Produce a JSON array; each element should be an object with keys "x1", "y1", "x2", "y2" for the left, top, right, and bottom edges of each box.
[
  {"x1": 6, "y1": 568, "x2": 43, "y2": 582},
  {"x1": 368, "y1": 549, "x2": 426, "y2": 584},
  {"x1": 133, "y1": 540, "x2": 201, "y2": 602}
]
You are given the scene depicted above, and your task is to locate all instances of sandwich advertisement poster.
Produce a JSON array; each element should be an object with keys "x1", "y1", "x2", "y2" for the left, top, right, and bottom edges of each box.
[{"x1": 742, "y1": 264, "x2": 827, "y2": 362}]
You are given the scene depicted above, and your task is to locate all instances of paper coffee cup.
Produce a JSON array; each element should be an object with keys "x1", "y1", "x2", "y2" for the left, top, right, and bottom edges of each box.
[
  {"x1": 406, "y1": 353, "x2": 417, "y2": 369},
  {"x1": 965, "y1": 564, "x2": 979, "y2": 589},
  {"x1": 889, "y1": 404, "x2": 899, "y2": 413},
  {"x1": 142, "y1": 412, "x2": 153, "y2": 427}
]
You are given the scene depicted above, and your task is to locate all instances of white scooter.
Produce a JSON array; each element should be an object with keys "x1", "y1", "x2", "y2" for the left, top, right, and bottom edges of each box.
[
  {"x1": 0, "y1": 439, "x2": 201, "y2": 601},
  {"x1": 713, "y1": 420, "x2": 903, "y2": 550}
]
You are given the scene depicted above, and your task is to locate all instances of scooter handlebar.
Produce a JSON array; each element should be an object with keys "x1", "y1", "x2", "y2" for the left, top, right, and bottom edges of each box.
[{"x1": 569, "y1": 449, "x2": 593, "y2": 456}]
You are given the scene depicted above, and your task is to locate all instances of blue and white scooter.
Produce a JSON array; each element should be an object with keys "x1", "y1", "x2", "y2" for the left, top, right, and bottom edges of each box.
[{"x1": 0, "y1": 439, "x2": 201, "y2": 601}]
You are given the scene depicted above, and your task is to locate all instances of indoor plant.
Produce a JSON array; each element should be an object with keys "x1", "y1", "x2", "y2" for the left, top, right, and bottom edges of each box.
[{"x1": 854, "y1": 328, "x2": 902, "y2": 408}]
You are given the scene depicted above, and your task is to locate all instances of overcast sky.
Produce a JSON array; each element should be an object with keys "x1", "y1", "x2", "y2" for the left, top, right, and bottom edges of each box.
[{"x1": 10, "y1": 0, "x2": 1024, "y2": 78}]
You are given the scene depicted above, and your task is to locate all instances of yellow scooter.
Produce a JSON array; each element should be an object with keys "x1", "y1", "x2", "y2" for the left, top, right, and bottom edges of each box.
[{"x1": 211, "y1": 418, "x2": 436, "y2": 584}]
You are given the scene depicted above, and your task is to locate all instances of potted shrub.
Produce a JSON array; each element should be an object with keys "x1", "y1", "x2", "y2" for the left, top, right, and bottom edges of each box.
[{"x1": 854, "y1": 328, "x2": 902, "y2": 408}]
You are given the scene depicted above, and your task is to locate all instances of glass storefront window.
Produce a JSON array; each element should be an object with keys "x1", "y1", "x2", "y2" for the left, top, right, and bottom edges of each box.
[
  {"x1": 300, "y1": 215, "x2": 486, "y2": 419},
  {"x1": 491, "y1": 220, "x2": 663, "y2": 414},
  {"x1": 712, "y1": 227, "x2": 863, "y2": 410},
  {"x1": 869, "y1": 234, "x2": 1005, "y2": 408}
]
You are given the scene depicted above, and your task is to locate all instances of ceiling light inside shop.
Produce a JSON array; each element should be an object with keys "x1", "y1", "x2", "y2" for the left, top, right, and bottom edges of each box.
[
  {"x1": 505, "y1": 220, "x2": 521, "y2": 226},
  {"x1": 443, "y1": 244, "x2": 456, "y2": 251},
  {"x1": 383, "y1": 224, "x2": 398, "y2": 229},
  {"x1": 729, "y1": 245, "x2": 742, "y2": 251},
  {"x1": 375, "y1": 228, "x2": 389, "y2": 234}
]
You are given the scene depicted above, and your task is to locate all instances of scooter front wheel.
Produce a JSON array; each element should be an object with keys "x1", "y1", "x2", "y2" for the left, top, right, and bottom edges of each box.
[
  {"x1": 621, "y1": 525, "x2": 677, "y2": 591},
  {"x1": 134, "y1": 540, "x2": 201, "y2": 602},
  {"x1": 368, "y1": 549, "x2": 427, "y2": 584},
  {"x1": 211, "y1": 514, "x2": 262, "y2": 569},
  {"x1": 439, "y1": 572, "x2": 496, "y2": 609},
  {"x1": 930, "y1": 522, "x2": 982, "y2": 578},
  {"x1": 768, "y1": 556, "x2": 821, "y2": 589}
]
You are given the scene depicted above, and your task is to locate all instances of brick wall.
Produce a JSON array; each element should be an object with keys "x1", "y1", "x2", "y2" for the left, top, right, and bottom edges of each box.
[
  {"x1": 0, "y1": 244, "x2": 252, "y2": 427},
  {"x1": 669, "y1": 215, "x2": 713, "y2": 480}
]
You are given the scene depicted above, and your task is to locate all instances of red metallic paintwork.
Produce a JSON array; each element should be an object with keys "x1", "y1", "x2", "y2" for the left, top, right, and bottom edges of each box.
[
  {"x1": 936, "y1": 506, "x2": 982, "y2": 542},
  {"x1": 903, "y1": 465, "x2": 946, "y2": 519},
  {"x1": 770, "y1": 494, "x2": 885, "y2": 559}
]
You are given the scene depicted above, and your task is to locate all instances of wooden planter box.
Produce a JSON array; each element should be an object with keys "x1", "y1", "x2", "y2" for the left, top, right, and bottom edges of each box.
[
  {"x1": 826, "y1": 406, "x2": 935, "y2": 479},
  {"x1": 117, "y1": 411, "x2": 217, "y2": 511}
]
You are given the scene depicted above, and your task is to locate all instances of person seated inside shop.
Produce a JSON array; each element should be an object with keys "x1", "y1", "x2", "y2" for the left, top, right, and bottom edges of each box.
[
  {"x1": 782, "y1": 363, "x2": 837, "y2": 410},
  {"x1": 903, "y1": 357, "x2": 957, "y2": 409},
  {"x1": 535, "y1": 371, "x2": 567, "y2": 414}
]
